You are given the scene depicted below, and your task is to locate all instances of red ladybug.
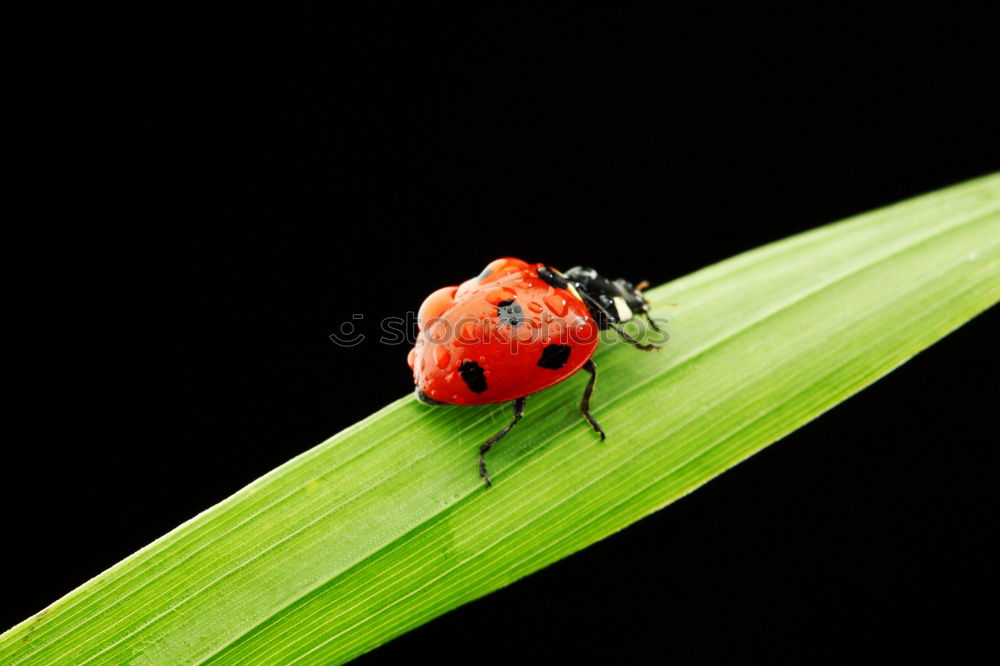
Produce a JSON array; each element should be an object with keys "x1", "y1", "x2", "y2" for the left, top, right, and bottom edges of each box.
[{"x1": 408, "y1": 257, "x2": 660, "y2": 487}]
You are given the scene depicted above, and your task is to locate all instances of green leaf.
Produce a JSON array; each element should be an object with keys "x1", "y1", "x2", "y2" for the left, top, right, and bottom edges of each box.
[{"x1": 3, "y1": 174, "x2": 998, "y2": 665}]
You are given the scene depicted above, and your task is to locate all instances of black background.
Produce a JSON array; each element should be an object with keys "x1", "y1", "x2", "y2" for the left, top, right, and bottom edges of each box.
[{"x1": 6, "y1": 4, "x2": 997, "y2": 664}]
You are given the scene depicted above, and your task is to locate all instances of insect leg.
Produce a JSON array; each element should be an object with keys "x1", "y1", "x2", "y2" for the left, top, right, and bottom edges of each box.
[
  {"x1": 580, "y1": 359, "x2": 605, "y2": 440},
  {"x1": 580, "y1": 289, "x2": 660, "y2": 351},
  {"x1": 478, "y1": 396, "x2": 527, "y2": 488},
  {"x1": 612, "y1": 322, "x2": 660, "y2": 351}
]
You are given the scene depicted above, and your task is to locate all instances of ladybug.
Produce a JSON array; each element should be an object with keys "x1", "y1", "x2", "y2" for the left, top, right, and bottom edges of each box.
[{"x1": 408, "y1": 257, "x2": 661, "y2": 487}]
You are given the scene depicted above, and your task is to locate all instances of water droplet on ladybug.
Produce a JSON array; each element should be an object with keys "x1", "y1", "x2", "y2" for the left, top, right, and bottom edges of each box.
[
  {"x1": 485, "y1": 286, "x2": 518, "y2": 305},
  {"x1": 528, "y1": 301, "x2": 543, "y2": 313},
  {"x1": 407, "y1": 348, "x2": 416, "y2": 370},
  {"x1": 434, "y1": 345, "x2": 451, "y2": 369},
  {"x1": 457, "y1": 320, "x2": 479, "y2": 345},
  {"x1": 544, "y1": 293, "x2": 568, "y2": 317},
  {"x1": 428, "y1": 321, "x2": 447, "y2": 341},
  {"x1": 571, "y1": 317, "x2": 593, "y2": 341}
]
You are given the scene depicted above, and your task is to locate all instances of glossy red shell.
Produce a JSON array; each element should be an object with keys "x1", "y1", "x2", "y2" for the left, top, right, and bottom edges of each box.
[{"x1": 409, "y1": 258, "x2": 600, "y2": 405}]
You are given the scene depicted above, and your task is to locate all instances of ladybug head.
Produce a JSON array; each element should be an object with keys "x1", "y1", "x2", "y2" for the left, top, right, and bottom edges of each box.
[{"x1": 538, "y1": 265, "x2": 650, "y2": 330}]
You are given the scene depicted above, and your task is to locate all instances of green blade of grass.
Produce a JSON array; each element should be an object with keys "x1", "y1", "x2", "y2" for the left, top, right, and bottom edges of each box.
[{"x1": 3, "y1": 174, "x2": 998, "y2": 665}]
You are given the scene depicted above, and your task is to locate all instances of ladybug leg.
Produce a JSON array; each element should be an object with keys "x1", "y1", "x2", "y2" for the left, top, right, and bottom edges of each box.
[
  {"x1": 580, "y1": 359, "x2": 605, "y2": 441},
  {"x1": 478, "y1": 396, "x2": 526, "y2": 488},
  {"x1": 612, "y1": 322, "x2": 660, "y2": 351},
  {"x1": 644, "y1": 311, "x2": 663, "y2": 332}
]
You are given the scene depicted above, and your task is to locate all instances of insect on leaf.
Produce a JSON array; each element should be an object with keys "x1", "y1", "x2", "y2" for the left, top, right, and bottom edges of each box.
[{"x1": 2, "y1": 174, "x2": 998, "y2": 665}]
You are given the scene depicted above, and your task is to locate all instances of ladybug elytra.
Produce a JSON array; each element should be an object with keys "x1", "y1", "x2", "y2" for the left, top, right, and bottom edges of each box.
[{"x1": 408, "y1": 257, "x2": 661, "y2": 487}]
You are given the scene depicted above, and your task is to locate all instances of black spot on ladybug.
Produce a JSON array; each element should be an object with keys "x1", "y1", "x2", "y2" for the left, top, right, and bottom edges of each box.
[
  {"x1": 459, "y1": 360, "x2": 488, "y2": 393},
  {"x1": 478, "y1": 267, "x2": 493, "y2": 281},
  {"x1": 496, "y1": 300, "x2": 524, "y2": 327},
  {"x1": 538, "y1": 344, "x2": 571, "y2": 370}
]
